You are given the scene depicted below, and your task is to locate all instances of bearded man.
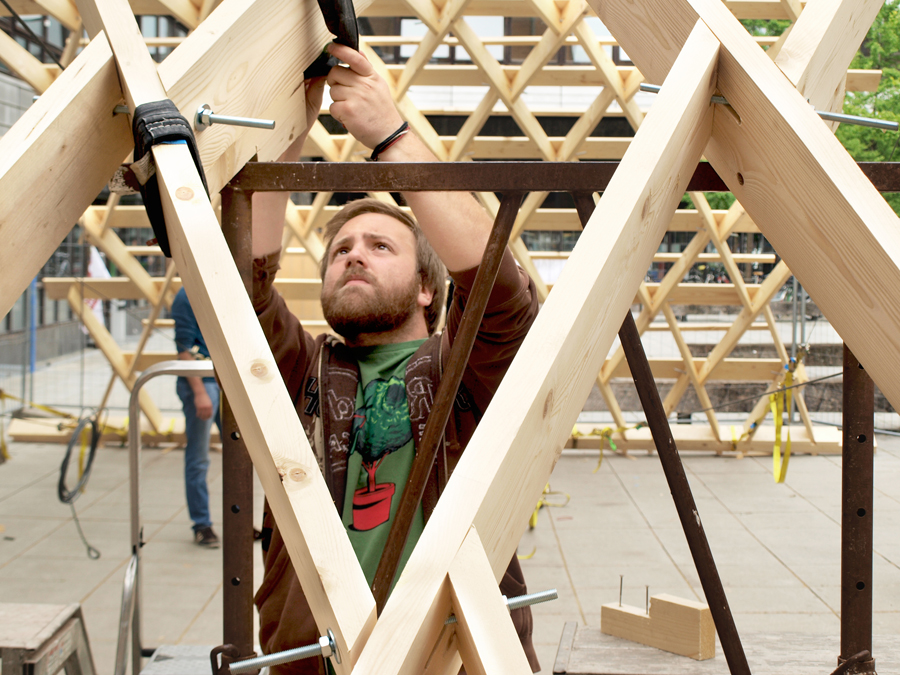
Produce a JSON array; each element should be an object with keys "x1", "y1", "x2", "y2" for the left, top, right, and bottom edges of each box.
[{"x1": 250, "y1": 43, "x2": 540, "y2": 674}]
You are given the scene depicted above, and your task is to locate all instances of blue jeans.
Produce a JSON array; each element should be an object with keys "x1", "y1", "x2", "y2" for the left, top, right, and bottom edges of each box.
[{"x1": 176, "y1": 377, "x2": 221, "y2": 532}]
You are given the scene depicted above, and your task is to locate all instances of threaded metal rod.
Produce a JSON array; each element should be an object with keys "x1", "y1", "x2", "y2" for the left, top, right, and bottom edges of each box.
[
  {"x1": 228, "y1": 629, "x2": 338, "y2": 673},
  {"x1": 639, "y1": 83, "x2": 899, "y2": 131},
  {"x1": 445, "y1": 588, "x2": 558, "y2": 624}
]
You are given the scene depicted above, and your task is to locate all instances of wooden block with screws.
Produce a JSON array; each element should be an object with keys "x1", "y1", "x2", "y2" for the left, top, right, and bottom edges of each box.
[{"x1": 600, "y1": 594, "x2": 715, "y2": 660}]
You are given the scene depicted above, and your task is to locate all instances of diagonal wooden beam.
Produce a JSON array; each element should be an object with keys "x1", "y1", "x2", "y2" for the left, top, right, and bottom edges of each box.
[
  {"x1": 395, "y1": 0, "x2": 474, "y2": 98},
  {"x1": 0, "y1": 29, "x2": 61, "y2": 92},
  {"x1": 0, "y1": 0, "x2": 375, "y2": 319},
  {"x1": 67, "y1": 284, "x2": 164, "y2": 428},
  {"x1": 0, "y1": 35, "x2": 131, "y2": 319},
  {"x1": 593, "y1": 0, "x2": 900, "y2": 412},
  {"x1": 773, "y1": 0, "x2": 882, "y2": 111},
  {"x1": 352, "y1": 20, "x2": 719, "y2": 673},
  {"x1": 447, "y1": 528, "x2": 534, "y2": 674},
  {"x1": 79, "y1": 0, "x2": 376, "y2": 667}
]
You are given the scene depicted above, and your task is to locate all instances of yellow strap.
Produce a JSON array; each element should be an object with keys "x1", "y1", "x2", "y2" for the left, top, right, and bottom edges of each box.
[
  {"x1": 517, "y1": 546, "x2": 537, "y2": 560},
  {"x1": 0, "y1": 389, "x2": 75, "y2": 420},
  {"x1": 592, "y1": 427, "x2": 616, "y2": 473},
  {"x1": 528, "y1": 482, "x2": 571, "y2": 529},
  {"x1": 771, "y1": 371, "x2": 792, "y2": 483},
  {"x1": 0, "y1": 395, "x2": 9, "y2": 462}
]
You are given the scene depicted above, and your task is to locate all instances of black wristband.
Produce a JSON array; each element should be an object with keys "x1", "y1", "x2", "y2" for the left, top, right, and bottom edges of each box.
[{"x1": 369, "y1": 121, "x2": 409, "y2": 161}]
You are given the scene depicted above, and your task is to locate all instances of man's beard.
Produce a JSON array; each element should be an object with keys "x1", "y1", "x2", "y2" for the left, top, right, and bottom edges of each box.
[{"x1": 322, "y1": 269, "x2": 421, "y2": 339}]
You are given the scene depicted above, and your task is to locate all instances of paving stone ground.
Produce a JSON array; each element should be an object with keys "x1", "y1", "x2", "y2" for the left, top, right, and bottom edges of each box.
[{"x1": 2, "y1": 434, "x2": 899, "y2": 673}]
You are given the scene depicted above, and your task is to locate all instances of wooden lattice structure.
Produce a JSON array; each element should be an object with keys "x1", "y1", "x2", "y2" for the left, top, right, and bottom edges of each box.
[
  {"x1": 1, "y1": 0, "x2": 897, "y2": 670},
  {"x1": 2, "y1": 0, "x2": 884, "y2": 452}
]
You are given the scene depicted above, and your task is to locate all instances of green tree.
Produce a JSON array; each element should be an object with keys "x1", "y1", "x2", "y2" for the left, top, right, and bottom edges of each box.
[{"x1": 836, "y1": 0, "x2": 900, "y2": 214}]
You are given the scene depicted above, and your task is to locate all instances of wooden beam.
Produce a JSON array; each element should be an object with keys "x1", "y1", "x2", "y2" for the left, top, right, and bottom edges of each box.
[
  {"x1": 607, "y1": 357, "x2": 784, "y2": 381},
  {"x1": 382, "y1": 63, "x2": 638, "y2": 87},
  {"x1": 773, "y1": 0, "x2": 882, "y2": 110},
  {"x1": 67, "y1": 284, "x2": 164, "y2": 429},
  {"x1": 0, "y1": 30, "x2": 60, "y2": 92},
  {"x1": 644, "y1": 321, "x2": 768, "y2": 331},
  {"x1": 447, "y1": 528, "x2": 534, "y2": 675},
  {"x1": 570, "y1": 422, "x2": 841, "y2": 454},
  {"x1": 79, "y1": 0, "x2": 376, "y2": 663},
  {"x1": 44, "y1": 275, "x2": 323, "y2": 301},
  {"x1": 351, "y1": 20, "x2": 719, "y2": 673},
  {"x1": 0, "y1": 36, "x2": 131, "y2": 319},
  {"x1": 1, "y1": 0, "x2": 376, "y2": 319},
  {"x1": 360, "y1": 0, "x2": 806, "y2": 19},
  {"x1": 594, "y1": 0, "x2": 900, "y2": 410}
]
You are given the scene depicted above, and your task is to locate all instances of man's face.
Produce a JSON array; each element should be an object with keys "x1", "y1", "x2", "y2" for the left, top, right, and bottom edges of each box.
[{"x1": 321, "y1": 213, "x2": 432, "y2": 341}]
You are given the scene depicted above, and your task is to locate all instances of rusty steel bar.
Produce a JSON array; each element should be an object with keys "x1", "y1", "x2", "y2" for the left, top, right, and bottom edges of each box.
[
  {"x1": 226, "y1": 161, "x2": 900, "y2": 194},
  {"x1": 370, "y1": 192, "x2": 526, "y2": 614},
  {"x1": 840, "y1": 345, "x2": 876, "y2": 674},
  {"x1": 572, "y1": 192, "x2": 751, "y2": 675},
  {"x1": 220, "y1": 186, "x2": 257, "y2": 661}
]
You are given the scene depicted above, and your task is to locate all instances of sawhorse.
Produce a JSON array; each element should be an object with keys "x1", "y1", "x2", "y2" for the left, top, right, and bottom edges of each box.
[{"x1": 0, "y1": 604, "x2": 95, "y2": 675}]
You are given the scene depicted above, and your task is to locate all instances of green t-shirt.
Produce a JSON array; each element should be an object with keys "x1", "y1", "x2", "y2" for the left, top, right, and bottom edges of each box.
[{"x1": 340, "y1": 339, "x2": 428, "y2": 590}]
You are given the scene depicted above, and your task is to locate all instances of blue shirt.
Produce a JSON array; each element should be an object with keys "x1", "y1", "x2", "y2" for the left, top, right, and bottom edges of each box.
[{"x1": 171, "y1": 287, "x2": 215, "y2": 382}]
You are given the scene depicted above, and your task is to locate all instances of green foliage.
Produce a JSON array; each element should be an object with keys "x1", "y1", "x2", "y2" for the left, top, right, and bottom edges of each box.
[
  {"x1": 682, "y1": 192, "x2": 736, "y2": 211},
  {"x1": 740, "y1": 18, "x2": 791, "y2": 39},
  {"x1": 836, "y1": 0, "x2": 900, "y2": 214}
]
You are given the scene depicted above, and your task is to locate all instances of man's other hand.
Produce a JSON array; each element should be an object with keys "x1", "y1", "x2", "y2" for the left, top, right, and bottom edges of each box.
[
  {"x1": 327, "y1": 43, "x2": 404, "y2": 149},
  {"x1": 194, "y1": 389, "x2": 214, "y2": 421}
]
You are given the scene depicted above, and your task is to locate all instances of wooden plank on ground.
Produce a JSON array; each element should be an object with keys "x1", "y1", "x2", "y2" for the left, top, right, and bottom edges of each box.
[{"x1": 568, "y1": 423, "x2": 843, "y2": 454}]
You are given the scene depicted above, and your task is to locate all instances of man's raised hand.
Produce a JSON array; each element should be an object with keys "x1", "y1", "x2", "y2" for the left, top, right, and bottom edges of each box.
[{"x1": 326, "y1": 43, "x2": 405, "y2": 149}]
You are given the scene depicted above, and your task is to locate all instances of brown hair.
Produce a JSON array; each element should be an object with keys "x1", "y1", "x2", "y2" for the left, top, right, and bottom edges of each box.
[{"x1": 319, "y1": 198, "x2": 447, "y2": 334}]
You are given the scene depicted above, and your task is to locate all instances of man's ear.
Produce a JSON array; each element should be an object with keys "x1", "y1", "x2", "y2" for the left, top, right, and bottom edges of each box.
[{"x1": 417, "y1": 282, "x2": 434, "y2": 309}]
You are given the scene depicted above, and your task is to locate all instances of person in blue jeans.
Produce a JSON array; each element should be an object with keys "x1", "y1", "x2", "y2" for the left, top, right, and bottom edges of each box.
[{"x1": 172, "y1": 287, "x2": 221, "y2": 547}]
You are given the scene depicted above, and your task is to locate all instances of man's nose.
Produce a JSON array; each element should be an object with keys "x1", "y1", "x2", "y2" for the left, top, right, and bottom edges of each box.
[{"x1": 344, "y1": 244, "x2": 366, "y2": 267}]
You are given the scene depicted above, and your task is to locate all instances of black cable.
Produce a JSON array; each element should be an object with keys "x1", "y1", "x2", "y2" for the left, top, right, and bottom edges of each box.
[
  {"x1": 691, "y1": 370, "x2": 843, "y2": 414},
  {"x1": 58, "y1": 414, "x2": 101, "y2": 559},
  {"x1": 0, "y1": 0, "x2": 63, "y2": 68}
]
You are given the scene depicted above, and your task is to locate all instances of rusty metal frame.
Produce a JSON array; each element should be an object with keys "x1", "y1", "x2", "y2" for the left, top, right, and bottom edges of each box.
[{"x1": 218, "y1": 159, "x2": 895, "y2": 672}]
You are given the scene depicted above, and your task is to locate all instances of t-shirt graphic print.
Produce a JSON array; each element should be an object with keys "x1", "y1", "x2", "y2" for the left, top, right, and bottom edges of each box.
[{"x1": 349, "y1": 375, "x2": 412, "y2": 530}]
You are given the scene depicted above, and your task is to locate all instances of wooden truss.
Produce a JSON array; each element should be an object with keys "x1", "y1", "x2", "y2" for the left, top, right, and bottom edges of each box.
[
  {"x1": 1, "y1": 0, "x2": 898, "y2": 670},
  {"x1": 3, "y1": 0, "x2": 884, "y2": 455}
]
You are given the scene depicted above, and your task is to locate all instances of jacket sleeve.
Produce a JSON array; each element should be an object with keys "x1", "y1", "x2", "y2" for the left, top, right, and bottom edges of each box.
[
  {"x1": 252, "y1": 251, "x2": 318, "y2": 400},
  {"x1": 446, "y1": 247, "x2": 538, "y2": 415}
]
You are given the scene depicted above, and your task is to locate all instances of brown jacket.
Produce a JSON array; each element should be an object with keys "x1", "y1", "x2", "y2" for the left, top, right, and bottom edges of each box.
[{"x1": 251, "y1": 247, "x2": 540, "y2": 673}]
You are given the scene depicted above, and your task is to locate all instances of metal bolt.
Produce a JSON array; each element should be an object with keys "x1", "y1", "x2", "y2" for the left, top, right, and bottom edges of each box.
[
  {"x1": 619, "y1": 575, "x2": 623, "y2": 607},
  {"x1": 111, "y1": 104, "x2": 276, "y2": 131},
  {"x1": 639, "y1": 83, "x2": 900, "y2": 132},
  {"x1": 228, "y1": 629, "x2": 340, "y2": 673},
  {"x1": 195, "y1": 104, "x2": 275, "y2": 131},
  {"x1": 445, "y1": 588, "x2": 558, "y2": 624}
]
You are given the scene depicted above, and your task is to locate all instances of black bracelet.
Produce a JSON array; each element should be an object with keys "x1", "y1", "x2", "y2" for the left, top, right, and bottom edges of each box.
[{"x1": 369, "y1": 121, "x2": 410, "y2": 161}]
